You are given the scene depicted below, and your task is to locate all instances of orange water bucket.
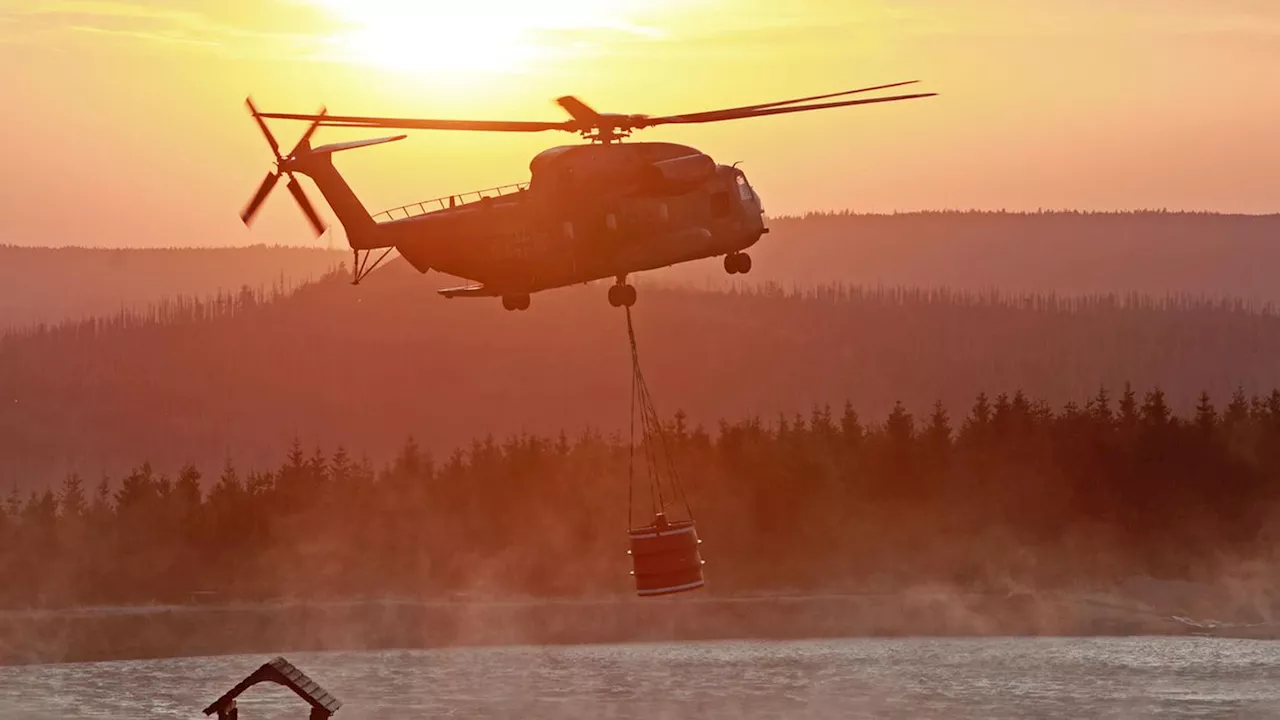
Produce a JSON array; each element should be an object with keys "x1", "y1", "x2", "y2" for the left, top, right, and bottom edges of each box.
[{"x1": 627, "y1": 513, "x2": 705, "y2": 597}]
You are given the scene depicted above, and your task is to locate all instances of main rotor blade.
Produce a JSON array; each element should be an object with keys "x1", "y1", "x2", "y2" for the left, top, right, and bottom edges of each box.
[
  {"x1": 646, "y1": 92, "x2": 937, "y2": 126},
  {"x1": 240, "y1": 171, "x2": 279, "y2": 226},
  {"x1": 256, "y1": 111, "x2": 571, "y2": 133},
  {"x1": 250, "y1": 83, "x2": 934, "y2": 137},
  {"x1": 286, "y1": 176, "x2": 325, "y2": 237},
  {"x1": 245, "y1": 97, "x2": 281, "y2": 160},
  {"x1": 655, "y1": 81, "x2": 921, "y2": 124}
]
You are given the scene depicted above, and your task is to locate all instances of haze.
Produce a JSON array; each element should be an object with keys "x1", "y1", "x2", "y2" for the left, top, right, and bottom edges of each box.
[{"x1": 1, "y1": 0, "x2": 1276, "y2": 249}]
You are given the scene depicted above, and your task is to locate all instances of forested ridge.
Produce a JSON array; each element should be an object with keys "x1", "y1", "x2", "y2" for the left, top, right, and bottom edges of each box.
[
  {"x1": 5, "y1": 256, "x2": 1280, "y2": 490},
  {"x1": 3, "y1": 385, "x2": 1280, "y2": 609},
  {"x1": 5, "y1": 210, "x2": 1279, "y2": 331}
]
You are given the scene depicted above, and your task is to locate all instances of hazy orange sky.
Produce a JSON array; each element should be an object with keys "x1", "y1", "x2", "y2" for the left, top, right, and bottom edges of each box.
[{"x1": 1, "y1": 0, "x2": 1277, "y2": 248}]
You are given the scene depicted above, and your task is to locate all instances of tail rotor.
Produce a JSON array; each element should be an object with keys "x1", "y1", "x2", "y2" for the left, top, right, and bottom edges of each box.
[
  {"x1": 240, "y1": 97, "x2": 328, "y2": 237},
  {"x1": 286, "y1": 176, "x2": 325, "y2": 237}
]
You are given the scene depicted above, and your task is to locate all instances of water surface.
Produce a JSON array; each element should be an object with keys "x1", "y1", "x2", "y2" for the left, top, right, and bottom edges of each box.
[{"x1": 1, "y1": 637, "x2": 1277, "y2": 719}]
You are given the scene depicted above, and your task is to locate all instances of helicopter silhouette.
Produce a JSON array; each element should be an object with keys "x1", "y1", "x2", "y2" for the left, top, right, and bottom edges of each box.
[{"x1": 240, "y1": 81, "x2": 935, "y2": 310}]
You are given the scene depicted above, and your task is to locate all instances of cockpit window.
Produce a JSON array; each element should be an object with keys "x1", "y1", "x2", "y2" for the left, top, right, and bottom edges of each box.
[{"x1": 735, "y1": 175, "x2": 753, "y2": 201}]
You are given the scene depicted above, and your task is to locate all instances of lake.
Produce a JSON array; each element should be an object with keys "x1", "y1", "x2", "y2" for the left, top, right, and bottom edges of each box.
[{"x1": 1, "y1": 637, "x2": 1277, "y2": 719}]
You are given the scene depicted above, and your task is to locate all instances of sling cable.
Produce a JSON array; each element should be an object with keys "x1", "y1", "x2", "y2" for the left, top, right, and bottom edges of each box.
[{"x1": 623, "y1": 305, "x2": 706, "y2": 597}]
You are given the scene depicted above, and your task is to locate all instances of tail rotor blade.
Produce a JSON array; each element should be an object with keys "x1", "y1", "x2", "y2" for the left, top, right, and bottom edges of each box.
[
  {"x1": 246, "y1": 96, "x2": 282, "y2": 160},
  {"x1": 289, "y1": 106, "x2": 328, "y2": 157},
  {"x1": 240, "y1": 171, "x2": 279, "y2": 225},
  {"x1": 287, "y1": 176, "x2": 326, "y2": 237},
  {"x1": 244, "y1": 97, "x2": 328, "y2": 239}
]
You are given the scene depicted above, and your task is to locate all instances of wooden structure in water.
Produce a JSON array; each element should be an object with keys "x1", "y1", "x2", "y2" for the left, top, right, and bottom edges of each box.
[{"x1": 203, "y1": 656, "x2": 342, "y2": 719}]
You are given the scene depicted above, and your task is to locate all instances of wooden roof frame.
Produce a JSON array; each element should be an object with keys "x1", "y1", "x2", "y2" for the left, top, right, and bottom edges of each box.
[{"x1": 203, "y1": 656, "x2": 342, "y2": 717}]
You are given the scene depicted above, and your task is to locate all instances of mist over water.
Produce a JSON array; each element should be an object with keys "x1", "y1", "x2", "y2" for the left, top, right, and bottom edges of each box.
[{"x1": 1, "y1": 638, "x2": 1277, "y2": 719}]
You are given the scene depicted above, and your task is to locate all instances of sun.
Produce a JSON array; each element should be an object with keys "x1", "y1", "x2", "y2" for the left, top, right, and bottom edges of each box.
[{"x1": 307, "y1": 0, "x2": 646, "y2": 76}]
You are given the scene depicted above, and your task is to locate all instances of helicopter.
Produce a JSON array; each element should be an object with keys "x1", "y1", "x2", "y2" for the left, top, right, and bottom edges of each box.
[{"x1": 240, "y1": 81, "x2": 935, "y2": 310}]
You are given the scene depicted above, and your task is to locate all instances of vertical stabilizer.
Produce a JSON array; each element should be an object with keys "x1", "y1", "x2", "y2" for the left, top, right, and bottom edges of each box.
[{"x1": 238, "y1": 94, "x2": 401, "y2": 251}]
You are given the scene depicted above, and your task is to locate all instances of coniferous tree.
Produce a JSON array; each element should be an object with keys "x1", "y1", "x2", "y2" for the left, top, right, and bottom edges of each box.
[
  {"x1": 1142, "y1": 387, "x2": 1173, "y2": 428},
  {"x1": 840, "y1": 401, "x2": 864, "y2": 448},
  {"x1": 58, "y1": 473, "x2": 87, "y2": 521},
  {"x1": 886, "y1": 401, "x2": 914, "y2": 445},
  {"x1": 330, "y1": 446, "x2": 352, "y2": 484},
  {"x1": 1119, "y1": 382, "x2": 1139, "y2": 429},
  {"x1": 1195, "y1": 391, "x2": 1217, "y2": 436},
  {"x1": 925, "y1": 400, "x2": 952, "y2": 457},
  {"x1": 1225, "y1": 386, "x2": 1250, "y2": 429},
  {"x1": 1091, "y1": 385, "x2": 1114, "y2": 425}
]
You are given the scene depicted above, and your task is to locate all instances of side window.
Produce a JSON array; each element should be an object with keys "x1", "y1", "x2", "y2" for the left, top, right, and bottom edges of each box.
[{"x1": 710, "y1": 191, "x2": 731, "y2": 218}]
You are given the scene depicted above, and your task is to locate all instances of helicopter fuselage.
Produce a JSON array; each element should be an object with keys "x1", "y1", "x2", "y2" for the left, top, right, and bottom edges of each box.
[{"x1": 345, "y1": 142, "x2": 766, "y2": 305}]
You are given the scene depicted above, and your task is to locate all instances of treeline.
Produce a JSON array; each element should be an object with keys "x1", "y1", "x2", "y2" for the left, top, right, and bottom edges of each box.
[
  {"x1": 0, "y1": 244, "x2": 343, "y2": 330},
  {"x1": 8, "y1": 274, "x2": 1278, "y2": 348},
  {"x1": 775, "y1": 209, "x2": 1269, "y2": 219},
  {"x1": 3, "y1": 385, "x2": 1280, "y2": 608},
  {"x1": 2, "y1": 270, "x2": 342, "y2": 346},
  {"x1": 6, "y1": 259, "x2": 1280, "y2": 491},
  {"x1": 718, "y1": 283, "x2": 1278, "y2": 315}
]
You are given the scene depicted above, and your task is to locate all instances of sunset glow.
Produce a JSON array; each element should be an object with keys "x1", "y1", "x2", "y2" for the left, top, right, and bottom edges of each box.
[
  {"x1": 308, "y1": 0, "x2": 658, "y2": 75},
  {"x1": 0, "y1": 0, "x2": 1277, "y2": 248}
]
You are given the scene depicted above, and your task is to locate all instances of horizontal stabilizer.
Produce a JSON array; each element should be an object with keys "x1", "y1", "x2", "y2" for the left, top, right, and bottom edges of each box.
[
  {"x1": 438, "y1": 284, "x2": 498, "y2": 298},
  {"x1": 309, "y1": 135, "x2": 407, "y2": 155}
]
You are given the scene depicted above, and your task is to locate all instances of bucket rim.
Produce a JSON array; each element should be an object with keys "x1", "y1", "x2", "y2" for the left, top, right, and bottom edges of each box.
[
  {"x1": 628, "y1": 519, "x2": 696, "y2": 538},
  {"x1": 636, "y1": 579, "x2": 706, "y2": 596}
]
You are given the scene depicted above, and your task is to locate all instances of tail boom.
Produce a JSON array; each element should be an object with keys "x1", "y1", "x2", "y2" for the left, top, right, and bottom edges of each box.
[{"x1": 284, "y1": 150, "x2": 386, "y2": 250}]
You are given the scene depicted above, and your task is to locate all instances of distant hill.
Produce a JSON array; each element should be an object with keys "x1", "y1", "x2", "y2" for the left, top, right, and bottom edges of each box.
[
  {"x1": 0, "y1": 245, "x2": 344, "y2": 330},
  {"x1": 4, "y1": 211, "x2": 1278, "y2": 332},
  {"x1": 662, "y1": 211, "x2": 1280, "y2": 305},
  {"x1": 4, "y1": 254, "x2": 1280, "y2": 491}
]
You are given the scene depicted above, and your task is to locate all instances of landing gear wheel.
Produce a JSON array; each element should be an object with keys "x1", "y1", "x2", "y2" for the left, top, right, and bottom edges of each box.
[
  {"x1": 608, "y1": 284, "x2": 637, "y2": 308},
  {"x1": 724, "y1": 253, "x2": 752, "y2": 275},
  {"x1": 502, "y1": 294, "x2": 530, "y2": 311}
]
